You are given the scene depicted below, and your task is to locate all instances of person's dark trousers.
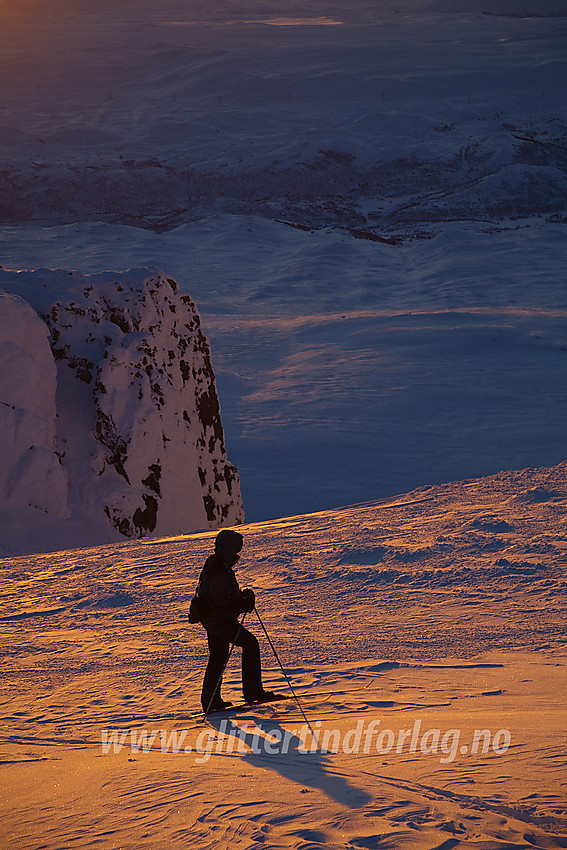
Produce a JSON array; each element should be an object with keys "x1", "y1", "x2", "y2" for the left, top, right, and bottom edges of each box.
[{"x1": 201, "y1": 617, "x2": 262, "y2": 710}]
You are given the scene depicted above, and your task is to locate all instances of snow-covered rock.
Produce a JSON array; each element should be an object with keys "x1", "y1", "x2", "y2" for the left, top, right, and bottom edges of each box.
[
  {"x1": 0, "y1": 267, "x2": 243, "y2": 554},
  {"x1": 0, "y1": 292, "x2": 68, "y2": 518}
]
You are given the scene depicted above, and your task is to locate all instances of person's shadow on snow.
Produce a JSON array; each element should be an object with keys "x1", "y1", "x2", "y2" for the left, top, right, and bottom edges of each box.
[{"x1": 207, "y1": 715, "x2": 372, "y2": 808}]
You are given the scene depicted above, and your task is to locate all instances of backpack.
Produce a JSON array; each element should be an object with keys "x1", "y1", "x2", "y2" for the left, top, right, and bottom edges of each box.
[{"x1": 188, "y1": 588, "x2": 210, "y2": 624}]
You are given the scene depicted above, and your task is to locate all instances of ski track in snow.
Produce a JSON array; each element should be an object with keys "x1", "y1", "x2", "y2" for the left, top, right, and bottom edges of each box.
[{"x1": 1, "y1": 465, "x2": 566, "y2": 848}]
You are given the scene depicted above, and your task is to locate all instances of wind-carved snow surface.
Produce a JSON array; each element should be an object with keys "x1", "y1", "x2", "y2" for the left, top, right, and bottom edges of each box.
[
  {"x1": 0, "y1": 268, "x2": 243, "y2": 555},
  {"x1": 0, "y1": 463, "x2": 566, "y2": 848}
]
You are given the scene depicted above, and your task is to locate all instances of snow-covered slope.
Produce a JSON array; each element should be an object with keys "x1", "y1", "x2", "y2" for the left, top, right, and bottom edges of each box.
[
  {"x1": 0, "y1": 463, "x2": 565, "y2": 848},
  {"x1": 0, "y1": 267, "x2": 243, "y2": 555}
]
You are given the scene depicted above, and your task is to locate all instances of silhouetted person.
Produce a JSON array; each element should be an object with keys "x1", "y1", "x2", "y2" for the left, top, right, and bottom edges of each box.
[{"x1": 195, "y1": 529, "x2": 279, "y2": 713}]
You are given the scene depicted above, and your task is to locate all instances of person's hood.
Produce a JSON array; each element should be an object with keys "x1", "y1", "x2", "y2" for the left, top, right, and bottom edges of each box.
[{"x1": 214, "y1": 529, "x2": 244, "y2": 560}]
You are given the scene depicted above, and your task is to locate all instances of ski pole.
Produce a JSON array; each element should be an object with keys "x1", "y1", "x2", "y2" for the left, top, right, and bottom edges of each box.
[
  {"x1": 254, "y1": 606, "x2": 320, "y2": 750},
  {"x1": 204, "y1": 611, "x2": 246, "y2": 717}
]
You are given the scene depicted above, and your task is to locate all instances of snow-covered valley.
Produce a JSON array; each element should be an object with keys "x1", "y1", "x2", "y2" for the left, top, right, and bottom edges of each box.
[
  {"x1": 1, "y1": 0, "x2": 566, "y2": 524},
  {"x1": 3, "y1": 215, "x2": 566, "y2": 525}
]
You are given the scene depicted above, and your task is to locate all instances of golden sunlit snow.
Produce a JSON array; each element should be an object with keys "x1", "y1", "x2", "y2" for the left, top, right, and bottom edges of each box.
[{"x1": 1, "y1": 464, "x2": 565, "y2": 848}]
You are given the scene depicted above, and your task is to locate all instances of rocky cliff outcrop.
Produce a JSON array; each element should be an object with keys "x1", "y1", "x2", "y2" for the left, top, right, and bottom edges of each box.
[{"x1": 0, "y1": 267, "x2": 243, "y2": 554}]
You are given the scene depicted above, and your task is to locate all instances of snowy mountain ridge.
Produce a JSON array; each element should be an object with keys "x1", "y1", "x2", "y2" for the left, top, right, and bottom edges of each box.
[{"x1": 0, "y1": 267, "x2": 243, "y2": 556}]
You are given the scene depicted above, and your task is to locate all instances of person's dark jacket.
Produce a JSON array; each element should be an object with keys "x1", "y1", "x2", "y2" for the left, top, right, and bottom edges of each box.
[
  {"x1": 191, "y1": 529, "x2": 255, "y2": 625},
  {"x1": 198, "y1": 554, "x2": 244, "y2": 617},
  {"x1": 196, "y1": 555, "x2": 254, "y2": 625}
]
